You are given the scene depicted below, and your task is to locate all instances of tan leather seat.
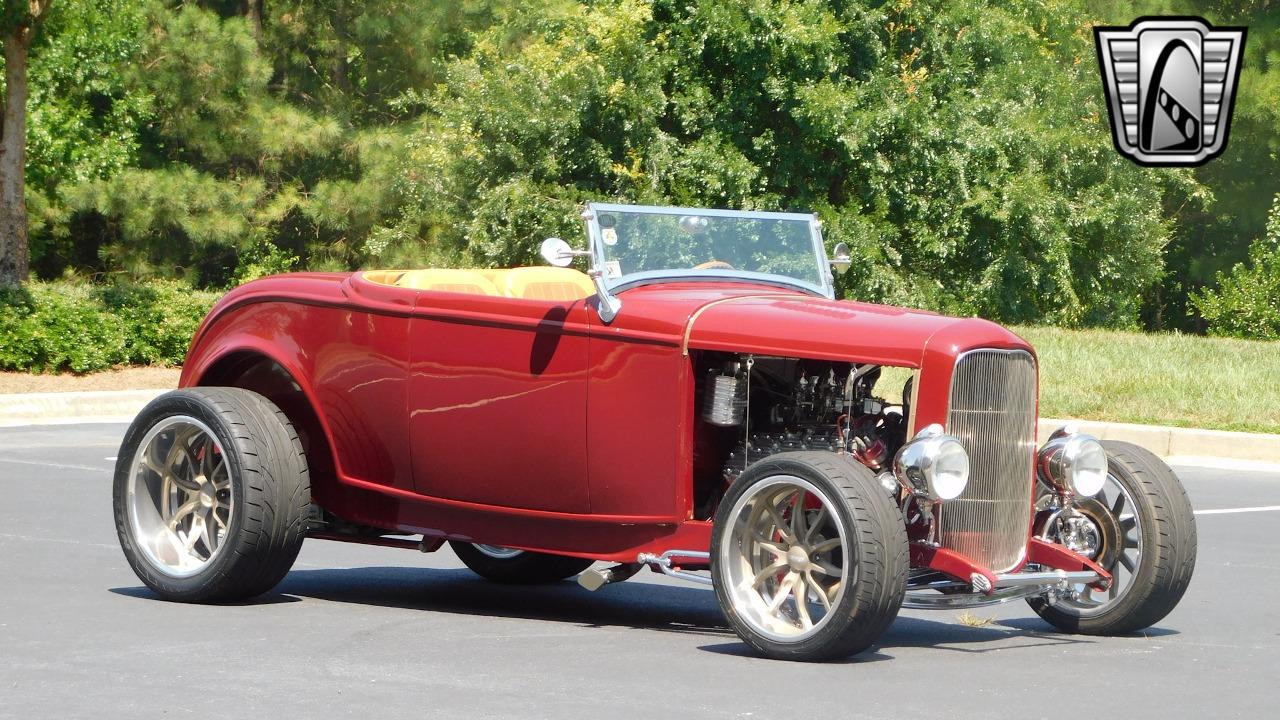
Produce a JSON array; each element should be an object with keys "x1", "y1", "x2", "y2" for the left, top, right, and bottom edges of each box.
[
  {"x1": 391, "y1": 269, "x2": 502, "y2": 296},
  {"x1": 362, "y1": 267, "x2": 593, "y2": 300},
  {"x1": 361, "y1": 270, "x2": 406, "y2": 286},
  {"x1": 493, "y1": 267, "x2": 596, "y2": 301}
]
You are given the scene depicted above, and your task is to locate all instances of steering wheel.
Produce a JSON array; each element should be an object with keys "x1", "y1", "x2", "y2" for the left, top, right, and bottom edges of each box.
[{"x1": 694, "y1": 259, "x2": 736, "y2": 270}]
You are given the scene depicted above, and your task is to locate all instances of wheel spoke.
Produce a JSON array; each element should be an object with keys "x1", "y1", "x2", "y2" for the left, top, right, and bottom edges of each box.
[
  {"x1": 199, "y1": 435, "x2": 215, "y2": 480},
  {"x1": 811, "y1": 537, "x2": 841, "y2": 554},
  {"x1": 1111, "y1": 490, "x2": 1126, "y2": 517},
  {"x1": 170, "y1": 444, "x2": 202, "y2": 492},
  {"x1": 804, "y1": 505, "x2": 827, "y2": 543},
  {"x1": 139, "y1": 452, "x2": 165, "y2": 478},
  {"x1": 180, "y1": 522, "x2": 200, "y2": 552},
  {"x1": 765, "y1": 573, "x2": 798, "y2": 614},
  {"x1": 167, "y1": 499, "x2": 201, "y2": 530},
  {"x1": 199, "y1": 510, "x2": 217, "y2": 553},
  {"x1": 764, "y1": 503, "x2": 796, "y2": 543},
  {"x1": 755, "y1": 539, "x2": 788, "y2": 560},
  {"x1": 210, "y1": 459, "x2": 230, "y2": 490},
  {"x1": 824, "y1": 580, "x2": 842, "y2": 604},
  {"x1": 751, "y1": 560, "x2": 788, "y2": 590},
  {"x1": 790, "y1": 490, "x2": 808, "y2": 539},
  {"x1": 805, "y1": 572, "x2": 831, "y2": 610},
  {"x1": 180, "y1": 442, "x2": 202, "y2": 484},
  {"x1": 160, "y1": 431, "x2": 183, "y2": 468},
  {"x1": 811, "y1": 559, "x2": 841, "y2": 577},
  {"x1": 793, "y1": 576, "x2": 813, "y2": 630},
  {"x1": 1119, "y1": 551, "x2": 1137, "y2": 573}
]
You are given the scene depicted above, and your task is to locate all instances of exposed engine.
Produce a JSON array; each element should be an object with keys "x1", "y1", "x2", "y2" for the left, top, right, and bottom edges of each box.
[{"x1": 693, "y1": 353, "x2": 912, "y2": 517}]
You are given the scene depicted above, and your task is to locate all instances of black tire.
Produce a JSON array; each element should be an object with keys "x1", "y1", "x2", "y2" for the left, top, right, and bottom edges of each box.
[
  {"x1": 113, "y1": 388, "x2": 311, "y2": 602},
  {"x1": 450, "y1": 541, "x2": 594, "y2": 583},
  {"x1": 1029, "y1": 440, "x2": 1196, "y2": 634},
  {"x1": 711, "y1": 452, "x2": 908, "y2": 661}
]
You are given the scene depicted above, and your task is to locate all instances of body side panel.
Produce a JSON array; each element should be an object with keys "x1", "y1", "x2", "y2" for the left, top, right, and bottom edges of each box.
[{"x1": 407, "y1": 291, "x2": 592, "y2": 513}]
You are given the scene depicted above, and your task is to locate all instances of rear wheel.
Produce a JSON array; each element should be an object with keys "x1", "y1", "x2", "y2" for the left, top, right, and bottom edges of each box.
[
  {"x1": 711, "y1": 452, "x2": 908, "y2": 661},
  {"x1": 113, "y1": 388, "x2": 311, "y2": 602},
  {"x1": 1029, "y1": 441, "x2": 1196, "y2": 634},
  {"x1": 450, "y1": 541, "x2": 594, "y2": 583}
]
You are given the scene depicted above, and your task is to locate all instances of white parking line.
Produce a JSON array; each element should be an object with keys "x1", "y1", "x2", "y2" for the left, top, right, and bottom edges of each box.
[
  {"x1": 0, "y1": 457, "x2": 110, "y2": 473},
  {"x1": 1194, "y1": 505, "x2": 1280, "y2": 516},
  {"x1": 1168, "y1": 456, "x2": 1280, "y2": 474}
]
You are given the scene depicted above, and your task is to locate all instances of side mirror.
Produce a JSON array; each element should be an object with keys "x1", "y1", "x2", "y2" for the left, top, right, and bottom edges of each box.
[
  {"x1": 540, "y1": 237, "x2": 588, "y2": 267},
  {"x1": 830, "y1": 242, "x2": 851, "y2": 273}
]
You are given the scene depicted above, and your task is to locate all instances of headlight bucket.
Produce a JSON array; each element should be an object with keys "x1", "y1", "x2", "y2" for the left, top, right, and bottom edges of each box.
[
  {"x1": 894, "y1": 424, "x2": 970, "y2": 501},
  {"x1": 1037, "y1": 425, "x2": 1108, "y2": 497}
]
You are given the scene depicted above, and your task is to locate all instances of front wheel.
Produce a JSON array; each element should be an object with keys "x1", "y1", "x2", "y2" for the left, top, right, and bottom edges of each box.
[
  {"x1": 711, "y1": 452, "x2": 908, "y2": 661},
  {"x1": 1028, "y1": 441, "x2": 1197, "y2": 634},
  {"x1": 450, "y1": 542, "x2": 594, "y2": 583}
]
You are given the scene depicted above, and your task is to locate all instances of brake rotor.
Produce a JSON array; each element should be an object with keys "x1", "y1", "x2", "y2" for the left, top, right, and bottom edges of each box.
[{"x1": 1065, "y1": 497, "x2": 1124, "y2": 571}]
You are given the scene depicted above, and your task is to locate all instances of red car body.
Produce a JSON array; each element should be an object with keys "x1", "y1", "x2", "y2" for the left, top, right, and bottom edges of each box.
[{"x1": 179, "y1": 271, "x2": 1035, "y2": 565}]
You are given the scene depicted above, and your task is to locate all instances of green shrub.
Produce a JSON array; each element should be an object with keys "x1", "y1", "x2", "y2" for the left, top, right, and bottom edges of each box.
[
  {"x1": 1193, "y1": 196, "x2": 1280, "y2": 341},
  {"x1": 0, "y1": 280, "x2": 220, "y2": 374}
]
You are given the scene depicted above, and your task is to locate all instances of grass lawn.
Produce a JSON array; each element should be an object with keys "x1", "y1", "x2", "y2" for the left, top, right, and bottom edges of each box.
[{"x1": 1014, "y1": 326, "x2": 1280, "y2": 435}]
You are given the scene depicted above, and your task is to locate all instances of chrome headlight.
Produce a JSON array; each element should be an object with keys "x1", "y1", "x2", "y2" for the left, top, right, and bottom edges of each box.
[
  {"x1": 894, "y1": 424, "x2": 970, "y2": 501},
  {"x1": 1037, "y1": 425, "x2": 1108, "y2": 497}
]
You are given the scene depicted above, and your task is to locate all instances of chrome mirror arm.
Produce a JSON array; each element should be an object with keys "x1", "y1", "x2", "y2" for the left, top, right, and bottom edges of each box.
[
  {"x1": 579, "y1": 208, "x2": 623, "y2": 324},
  {"x1": 588, "y1": 269, "x2": 622, "y2": 322}
]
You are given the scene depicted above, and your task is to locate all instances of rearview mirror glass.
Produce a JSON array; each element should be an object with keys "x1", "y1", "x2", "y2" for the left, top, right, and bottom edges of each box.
[
  {"x1": 831, "y1": 242, "x2": 851, "y2": 273},
  {"x1": 540, "y1": 237, "x2": 574, "y2": 267}
]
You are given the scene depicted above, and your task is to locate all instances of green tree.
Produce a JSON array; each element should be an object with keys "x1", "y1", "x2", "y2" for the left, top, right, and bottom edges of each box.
[
  {"x1": 24, "y1": 0, "x2": 151, "y2": 277},
  {"x1": 1192, "y1": 193, "x2": 1280, "y2": 340}
]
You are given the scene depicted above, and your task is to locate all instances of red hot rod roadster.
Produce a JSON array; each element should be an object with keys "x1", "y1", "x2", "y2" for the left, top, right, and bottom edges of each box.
[{"x1": 112, "y1": 203, "x2": 1196, "y2": 661}]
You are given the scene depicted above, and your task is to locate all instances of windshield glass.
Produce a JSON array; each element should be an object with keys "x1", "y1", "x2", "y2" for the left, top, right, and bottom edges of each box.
[{"x1": 587, "y1": 204, "x2": 830, "y2": 296}]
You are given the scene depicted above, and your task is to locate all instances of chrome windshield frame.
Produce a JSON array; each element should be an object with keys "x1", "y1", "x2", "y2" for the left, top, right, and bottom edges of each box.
[{"x1": 582, "y1": 202, "x2": 835, "y2": 300}]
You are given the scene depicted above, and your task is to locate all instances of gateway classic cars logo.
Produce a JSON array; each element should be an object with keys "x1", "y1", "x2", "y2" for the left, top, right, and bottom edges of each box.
[{"x1": 1095, "y1": 17, "x2": 1246, "y2": 167}]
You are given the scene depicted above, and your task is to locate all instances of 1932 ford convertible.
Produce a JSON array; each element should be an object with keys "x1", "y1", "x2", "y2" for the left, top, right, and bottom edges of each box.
[{"x1": 112, "y1": 203, "x2": 1196, "y2": 661}]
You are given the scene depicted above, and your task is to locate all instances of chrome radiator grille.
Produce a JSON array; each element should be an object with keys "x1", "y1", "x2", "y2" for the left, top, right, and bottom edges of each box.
[{"x1": 939, "y1": 350, "x2": 1038, "y2": 573}]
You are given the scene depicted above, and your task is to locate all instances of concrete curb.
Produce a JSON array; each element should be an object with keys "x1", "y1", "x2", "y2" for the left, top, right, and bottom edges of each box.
[
  {"x1": 1, "y1": 389, "x2": 1277, "y2": 464},
  {"x1": 0, "y1": 389, "x2": 165, "y2": 428},
  {"x1": 1037, "y1": 418, "x2": 1280, "y2": 464}
]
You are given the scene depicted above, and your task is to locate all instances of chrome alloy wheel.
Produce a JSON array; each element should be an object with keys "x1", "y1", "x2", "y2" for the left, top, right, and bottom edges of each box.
[
  {"x1": 1050, "y1": 473, "x2": 1143, "y2": 611},
  {"x1": 125, "y1": 416, "x2": 233, "y2": 578},
  {"x1": 719, "y1": 475, "x2": 850, "y2": 642},
  {"x1": 472, "y1": 544, "x2": 524, "y2": 560}
]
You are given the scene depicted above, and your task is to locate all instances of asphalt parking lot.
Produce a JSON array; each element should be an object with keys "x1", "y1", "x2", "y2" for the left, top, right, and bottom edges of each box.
[{"x1": 1, "y1": 423, "x2": 1276, "y2": 719}]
